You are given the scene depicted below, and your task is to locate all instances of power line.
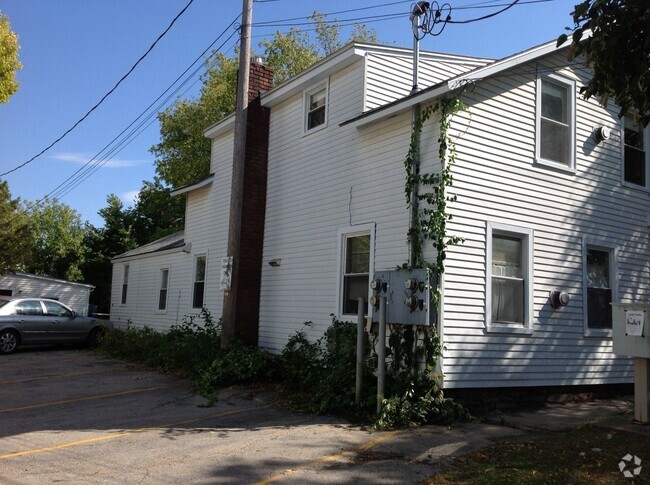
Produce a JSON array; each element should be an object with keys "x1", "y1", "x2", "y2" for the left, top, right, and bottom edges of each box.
[
  {"x1": 0, "y1": 0, "x2": 196, "y2": 178},
  {"x1": 19, "y1": 17, "x2": 241, "y2": 218}
]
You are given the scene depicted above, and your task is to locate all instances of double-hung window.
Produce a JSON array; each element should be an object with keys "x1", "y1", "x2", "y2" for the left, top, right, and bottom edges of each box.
[
  {"x1": 192, "y1": 256, "x2": 206, "y2": 309},
  {"x1": 623, "y1": 116, "x2": 648, "y2": 188},
  {"x1": 339, "y1": 227, "x2": 373, "y2": 316},
  {"x1": 158, "y1": 268, "x2": 169, "y2": 311},
  {"x1": 486, "y1": 222, "x2": 534, "y2": 334},
  {"x1": 536, "y1": 73, "x2": 576, "y2": 170},
  {"x1": 304, "y1": 85, "x2": 327, "y2": 132},
  {"x1": 121, "y1": 265, "x2": 129, "y2": 305},
  {"x1": 583, "y1": 242, "x2": 617, "y2": 335}
]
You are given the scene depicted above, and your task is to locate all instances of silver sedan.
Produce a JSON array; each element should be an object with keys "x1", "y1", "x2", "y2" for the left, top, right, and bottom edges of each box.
[{"x1": 0, "y1": 297, "x2": 113, "y2": 354}]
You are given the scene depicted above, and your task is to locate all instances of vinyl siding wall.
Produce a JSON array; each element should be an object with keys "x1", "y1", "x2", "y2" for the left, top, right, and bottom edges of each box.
[
  {"x1": 110, "y1": 133, "x2": 234, "y2": 330},
  {"x1": 441, "y1": 51, "x2": 647, "y2": 388},
  {"x1": 365, "y1": 53, "x2": 490, "y2": 110},
  {"x1": 259, "y1": 59, "x2": 442, "y2": 352}
]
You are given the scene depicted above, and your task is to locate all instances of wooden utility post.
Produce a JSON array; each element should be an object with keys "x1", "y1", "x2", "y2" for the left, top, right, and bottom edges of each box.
[{"x1": 222, "y1": 0, "x2": 252, "y2": 348}]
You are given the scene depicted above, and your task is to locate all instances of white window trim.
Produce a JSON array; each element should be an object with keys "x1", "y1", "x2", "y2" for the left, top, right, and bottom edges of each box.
[
  {"x1": 621, "y1": 116, "x2": 650, "y2": 191},
  {"x1": 192, "y1": 254, "x2": 207, "y2": 310},
  {"x1": 156, "y1": 267, "x2": 170, "y2": 314},
  {"x1": 335, "y1": 224, "x2": 375, "y2": 319},
  {"x1": 582, "y1": 238, "x2": 618, "y2": 338},
  {"x1": 303, "y1": 81, "x2": 329, "y2": 135},
  {"x1": 485, "y1": 221, "x2": 534, "y2": 335},
  {"x1": 535, "y1": 71, "x2": 576, "y2": 173}
]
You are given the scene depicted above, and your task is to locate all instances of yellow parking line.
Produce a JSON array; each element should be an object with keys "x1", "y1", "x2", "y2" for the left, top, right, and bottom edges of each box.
[
  {"x1": 0, "y1": 405, "x2": 265, "y2": 460},
  {"x1": 0, "y1": 368, "x2": 129, "y2": 385},
  {"x1": 0, "y1": 386, "x2": 175, "y2": 414},
  {"x1": 255, "y1": 429, "x2": 400, "y2": 484}
]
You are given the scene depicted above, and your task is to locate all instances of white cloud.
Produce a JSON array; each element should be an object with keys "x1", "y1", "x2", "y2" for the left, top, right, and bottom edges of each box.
[
  {"x1": 120, "y1": 190, "x2": 140, "y2": 207},
  {"x1": 52, "y1": 152, "x2": 149, "y2": 169}
]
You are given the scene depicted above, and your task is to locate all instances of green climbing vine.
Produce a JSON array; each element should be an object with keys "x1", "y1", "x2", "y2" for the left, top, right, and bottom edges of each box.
[{"x1": 404, "y1": 96, "x2": 465, "y2": 279}]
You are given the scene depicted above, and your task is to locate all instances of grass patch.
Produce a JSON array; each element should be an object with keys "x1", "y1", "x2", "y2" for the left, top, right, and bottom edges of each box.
[{"x1": 427, "y1": 424, "x2": 649, "y2": 484}]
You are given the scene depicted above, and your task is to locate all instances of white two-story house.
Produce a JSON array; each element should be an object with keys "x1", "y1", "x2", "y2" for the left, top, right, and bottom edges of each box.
[{"x1": 112, "y1": 38, "x2": 649, "y2": 390}]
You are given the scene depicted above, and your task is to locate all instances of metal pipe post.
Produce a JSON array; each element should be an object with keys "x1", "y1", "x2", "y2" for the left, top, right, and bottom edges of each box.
[
  {"x1": 377, "y1": 296, "x2": 387, "y2": 414},
  {"x1": 355, "y1": 297, "x2": 365, "y2": 406}
]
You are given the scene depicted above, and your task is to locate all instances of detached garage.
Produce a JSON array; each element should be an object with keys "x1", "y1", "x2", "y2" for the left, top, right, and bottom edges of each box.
[{"x1": 0, "y1": 272, "x2": 94, "y2": 316}]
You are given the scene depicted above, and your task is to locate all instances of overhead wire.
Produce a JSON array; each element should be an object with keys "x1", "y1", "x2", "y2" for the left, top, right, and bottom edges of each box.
[
  {"x1": 18, "y1": 16, "x2": 241, "y2": 216},
  {"x1": 1, "y1": 0, "x2": 196, "y2": 179}
]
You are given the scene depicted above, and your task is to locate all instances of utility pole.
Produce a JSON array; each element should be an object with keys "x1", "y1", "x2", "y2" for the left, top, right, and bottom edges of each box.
[{"x1": 222, "y1": 0, "x2": 252, "y2": 348}]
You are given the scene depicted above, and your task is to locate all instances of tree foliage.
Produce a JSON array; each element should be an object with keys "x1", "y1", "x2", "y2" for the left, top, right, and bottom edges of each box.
[
  {"x1": 27, "y1": 197, "x2": 87, "y2": 281},
  {"x1": 0, "y1": 12, "x2": 22, "y2": 104},
  {"x1": 151, "y1": 13, "x2": 377, "y2": 189},
  {"x1": 131, "y1": 178, "x2": 185, "y2": 246},
  {"x1": 0, "y1": 181, "x2": 32, "y2": 273},
  {"x1": 558, "y1": 0, "x2": 650, "y2": 126}
]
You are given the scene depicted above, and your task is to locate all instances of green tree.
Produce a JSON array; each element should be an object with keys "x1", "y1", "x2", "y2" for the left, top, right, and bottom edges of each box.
[
  {"x1": 28, "y1": 198, "x2": 87, "y2": 281},
  {"x1": 81, "y1": 194, "x2": 138, "y2": 313},
  {"x1": 151, "y1": 54, "x2": 238, "y2": 188},
  {"x1": 558, "y1": 0, "x2": 649, "y2": 125},
  {"x1": 131, "y1": 178, "x2": 185, "y2": 246},
  {"x1": 0, "y1": 12, "x2": 22, "y2": 104},
  {"x1": 151, "y1": 14, "x2": 377, "y2": 189},
  {"x1": 0, "y1": 180, "x2": 32, "y2": 273}
]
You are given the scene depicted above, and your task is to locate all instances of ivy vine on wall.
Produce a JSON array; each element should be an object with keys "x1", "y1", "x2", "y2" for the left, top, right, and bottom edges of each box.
[{"x1": 404, "y1": 97, "x2": 465, "y2": 282}]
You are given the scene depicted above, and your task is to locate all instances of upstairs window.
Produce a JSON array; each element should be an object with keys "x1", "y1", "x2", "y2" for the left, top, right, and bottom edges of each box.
[
  {"x1": 623, "y1": 116, "x2": 648, "y2": 187},
  {"x1": 121, "y1": 265, "x2": 129, "y2": 305},
  {"x1": 536, "y1": 74, "x2": 575, "y2": 170},
  {"x1": 192, "y1": 256, "x2": 206, "y2": 309},
  {"x1": 305, "y1": 85, "x2": 327, "y2": 132}
]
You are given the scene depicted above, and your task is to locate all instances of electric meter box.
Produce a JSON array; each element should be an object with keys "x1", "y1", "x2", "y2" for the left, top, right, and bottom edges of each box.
[
  {"x1": 612, "y1": 303, "x2": 650, "y2": 358},
  {"x1": 370, "y1": 268, "x2": 437, "y2": 326}
]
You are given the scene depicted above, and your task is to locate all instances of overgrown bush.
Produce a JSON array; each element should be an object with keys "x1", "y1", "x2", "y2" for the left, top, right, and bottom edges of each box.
[
  {"x1": 100, "y1": 307, "x2": 221, "y2": 378},
  {"x1": 281, "y1": 318, "x2": 376, "y2": 416},
  {"x1": 196, "y1": 341, "x2": 280, "y2": 398}
]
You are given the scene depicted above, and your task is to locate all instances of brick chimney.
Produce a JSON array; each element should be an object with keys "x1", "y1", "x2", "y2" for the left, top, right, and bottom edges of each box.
[{"x1": 234, "y1": 61, "x2": 273, "y2": 346}]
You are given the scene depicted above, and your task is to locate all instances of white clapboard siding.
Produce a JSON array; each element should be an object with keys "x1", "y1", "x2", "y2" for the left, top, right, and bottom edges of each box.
[
  {"x1": 259, "y1": 59, "x2": 437, "y2": 352},
  {"x1": 441, "y1": 50, "x2": 648, "y2": 388},
  {"x1": 110, "y1": 132, "x2": 235, "y2": 331},
  {"x1": 365, "y1": 52, "x2": 492, "y2": 111}
]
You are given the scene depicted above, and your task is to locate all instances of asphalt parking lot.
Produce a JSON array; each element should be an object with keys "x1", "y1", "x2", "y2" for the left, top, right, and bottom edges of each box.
[{"x1": 1, "y1": 349, "x2": 479, "y2": 484}]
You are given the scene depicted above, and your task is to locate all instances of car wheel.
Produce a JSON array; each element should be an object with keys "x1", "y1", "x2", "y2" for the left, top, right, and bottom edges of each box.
[
  {"x1": 0, "y1": 330, "x2": 19, "y2": 355},
  {"x1": 87, "y1": 327, "x2": 105, "y2": 348}
]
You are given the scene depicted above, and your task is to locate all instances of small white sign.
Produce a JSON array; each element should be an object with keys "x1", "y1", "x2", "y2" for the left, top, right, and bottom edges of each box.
[
  {"x1": 220, "y1": 257, "x2": 233, "y2": 291},
  {"x1": 625, "y1": 310, "x2": 645, "y2": 337}
]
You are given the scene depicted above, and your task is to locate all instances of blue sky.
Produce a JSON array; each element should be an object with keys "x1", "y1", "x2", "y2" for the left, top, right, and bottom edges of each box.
[{"x1": 0, "y1": 0, "x2": 576, "y2": 227}]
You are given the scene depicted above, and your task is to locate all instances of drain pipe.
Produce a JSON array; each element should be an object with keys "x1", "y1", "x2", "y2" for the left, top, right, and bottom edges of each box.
[{"x1": 409, "y1": 2, "x2": 428, "y2": 266}]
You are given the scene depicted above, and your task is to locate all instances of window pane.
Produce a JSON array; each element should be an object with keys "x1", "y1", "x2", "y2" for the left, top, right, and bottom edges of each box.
[
  {"x1": 123, "y1": 265, "x2": 129, "y2": 284},
  {"x1": 492, "y1": 235, "x2": 522, "y2": 278},
  {"x1": 491, "y1": 277, "x2": 524, "y2": 324},
  {"x1": 624, "y1": 146, "x2": 646, "y2": 185},
  {"x1": 15, "y1": 300, "x2": 43, "y2": 316},
  {"x1": 43, "y1": 300, "x2": 71, "y2": 317},
  {"x1": 308, "y1": 107, "x2": 325, "y2": 129},
  {"x1": 309, "y1": 90, "x2": 325, "y2": 110},
  {"x1": 343, "y1": 275, "x2": 369, "y2": 314},
  {"x1": 346, "y1": 235, "x2": 370, "y2": 274},
  {"x1": 158, "y1": 289, "x2": 167, "y2": 311},
  {"x1": 193, "y1": 282, "x2": 205, "y2": 308},
  {"x1": 625, "y1": 117, "x2": 645, "y2": 150},
  {"x1": 542, "y1": 80, "x2": 568, "y2": 123},
  {"x1": 587, "y1": 249, "x2": 610, "y2": 288},
  {"x1": 540, "y1": 119, "x2": 569, "y2": 165},
  {"x1": 587, "y1": 288, "x2": 612, "y2": 328},
  {"x1": 161, "y1": 269, "x2": 169, "y2": 289},
  {"x1": 195, "y1": 257, "x2": 206, "y2": 282}
]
